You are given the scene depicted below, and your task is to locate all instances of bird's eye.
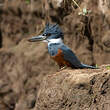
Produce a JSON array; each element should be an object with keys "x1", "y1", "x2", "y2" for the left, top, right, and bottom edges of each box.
[{"x1": 43, "y1": 33, "x2": 46, "y2": 36}]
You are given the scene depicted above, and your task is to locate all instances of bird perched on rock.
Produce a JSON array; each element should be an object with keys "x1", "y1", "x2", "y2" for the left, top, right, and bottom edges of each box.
[{"x1": 28, "y1": 23, "x2": 97, "y2": 69}]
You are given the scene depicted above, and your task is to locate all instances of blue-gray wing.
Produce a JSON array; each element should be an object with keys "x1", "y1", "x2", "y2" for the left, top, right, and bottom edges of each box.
[{"x1": 60, "y1": 45, "x2": 82, "y2": 68}]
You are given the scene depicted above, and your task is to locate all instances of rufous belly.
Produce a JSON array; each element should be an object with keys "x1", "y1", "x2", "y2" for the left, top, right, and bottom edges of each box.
[{"x1": 51, "y1": 49, "x2": 71, "y2": 68}]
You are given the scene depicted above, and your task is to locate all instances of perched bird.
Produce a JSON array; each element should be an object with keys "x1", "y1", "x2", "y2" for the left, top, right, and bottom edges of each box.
[{"x1": 28, "y1": 23, "x2": 97, "y2": 69}]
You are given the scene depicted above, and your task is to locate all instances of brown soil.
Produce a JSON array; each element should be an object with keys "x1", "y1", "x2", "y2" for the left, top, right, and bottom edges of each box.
[
  {"x1": 0, "y1": 0, "x2": 110, "y2": 110},
  {"x1": 35, "y1": 67, "x2": 110, "y2": 110}
]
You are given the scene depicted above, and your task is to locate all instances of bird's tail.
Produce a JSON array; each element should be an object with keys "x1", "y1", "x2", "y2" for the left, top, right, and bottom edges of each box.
[{"x1": 80, "y1": 63, "x2": 98, "y2": 69}]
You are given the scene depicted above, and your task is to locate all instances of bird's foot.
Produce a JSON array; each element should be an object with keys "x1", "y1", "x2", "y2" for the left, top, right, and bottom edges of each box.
[{"x1": 59, "y1": 66, "x2": 67, "y2": 71}]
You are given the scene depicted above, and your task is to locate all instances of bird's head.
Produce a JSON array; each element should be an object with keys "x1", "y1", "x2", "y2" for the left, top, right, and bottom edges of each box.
[{"x1": 28, "y1": 23, "x2": 64, "y2": 43}]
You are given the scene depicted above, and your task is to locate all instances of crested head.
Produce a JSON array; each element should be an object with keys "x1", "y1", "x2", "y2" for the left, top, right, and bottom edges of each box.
[{"x1": 43, "y1": 23, "x2": 64, "y2": 40}]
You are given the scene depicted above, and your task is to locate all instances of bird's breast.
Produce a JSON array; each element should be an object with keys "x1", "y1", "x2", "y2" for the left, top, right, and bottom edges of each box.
[{"x1": 48, "y1": 44, "x2": 59, "y2": 56}]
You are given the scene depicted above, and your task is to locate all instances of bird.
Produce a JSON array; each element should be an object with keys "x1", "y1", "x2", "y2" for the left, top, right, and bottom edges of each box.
[{"x1": 28, "y1": 23, "x2": 97, "y2": 69}]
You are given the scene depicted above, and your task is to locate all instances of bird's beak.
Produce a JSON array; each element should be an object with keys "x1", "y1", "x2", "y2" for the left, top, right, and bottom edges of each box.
[{"x1": 28, "y1": 35, "x2": 46, "y2": 42}]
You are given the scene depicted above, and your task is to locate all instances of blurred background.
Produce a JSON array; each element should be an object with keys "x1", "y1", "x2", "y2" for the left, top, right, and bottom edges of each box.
[{"x1": 0, "y1": 0, "x2": 110, "y2": 109}]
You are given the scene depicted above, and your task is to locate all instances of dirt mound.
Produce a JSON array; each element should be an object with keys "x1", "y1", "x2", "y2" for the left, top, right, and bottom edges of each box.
[{"x1": 35, "y1": 67, "x2": 110, "y2": 110}]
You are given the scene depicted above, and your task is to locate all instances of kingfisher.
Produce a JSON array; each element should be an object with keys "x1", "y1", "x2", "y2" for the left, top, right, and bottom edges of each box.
[{"x1": 28, "y1": 23, "x2": 97, "y2": 69}]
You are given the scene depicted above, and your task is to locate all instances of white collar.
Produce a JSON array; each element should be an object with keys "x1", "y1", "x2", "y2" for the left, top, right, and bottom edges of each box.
[{"x1": 47, "y1": 38, "x2": 63, "y2": 45}]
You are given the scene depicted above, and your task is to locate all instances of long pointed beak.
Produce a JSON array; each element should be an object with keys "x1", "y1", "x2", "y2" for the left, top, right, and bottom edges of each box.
[{"x1": 28, "y1": 35, "x2": 46, "y2": 42}]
